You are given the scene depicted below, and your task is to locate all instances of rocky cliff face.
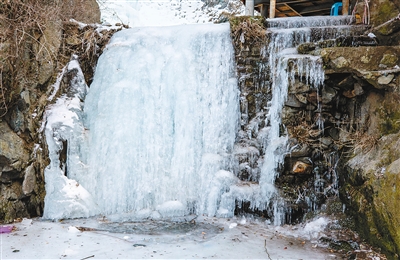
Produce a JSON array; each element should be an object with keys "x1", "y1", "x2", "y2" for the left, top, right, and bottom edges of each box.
[
  {"x1": 317, "y1": 7, "x2": 400, "y2": 257},
  {"x1": 317, "y1": 45, "x2": 400, "y2": 259},
  {"x1": 230, "y1": 2, "x2": 400, "y2": 257},
  {"x1": 0, "y1": 0, "x2": 107, "y2": 223}
]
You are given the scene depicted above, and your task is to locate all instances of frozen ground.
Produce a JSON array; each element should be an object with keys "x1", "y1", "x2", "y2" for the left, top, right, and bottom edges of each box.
[{"x1": 1, "y1": 217, "x2": 341, "y2": 259}]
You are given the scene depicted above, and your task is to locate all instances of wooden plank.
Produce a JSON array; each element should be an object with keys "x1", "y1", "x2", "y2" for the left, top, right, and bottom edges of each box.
[
  {"x1": 283, "y1": 3, "x2": 302, "y2": 16},
  {"x1": 297, "y1": 3, "x2": 332, "y2": 15}
]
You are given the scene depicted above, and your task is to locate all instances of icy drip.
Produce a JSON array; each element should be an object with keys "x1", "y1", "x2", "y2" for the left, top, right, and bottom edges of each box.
[
  {"x1": 78, "y1": 24, "x2": 239, "y2": 219},
  {"x1": 266, "y1": 16, "x2": 352, "y2": 29},
  {"x1": 259, "y1": 21, "x2": 325, "y2": 225}
]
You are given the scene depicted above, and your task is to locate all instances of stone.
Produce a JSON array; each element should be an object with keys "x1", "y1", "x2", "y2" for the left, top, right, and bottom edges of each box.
[
  {"x1": 380, "y1": 54, "x2": 398, "y2": 67},
  {"x1": 292, "y1": 161, "x2": 312, "y2": 174},
  {"x1": 320, "y1": 137, "x2": 333, "y2": 147},
  {"x1": 37, "y1": 20, "x2": 62, "y2": 85},
  {"x1": 353, "y1": 82, "x2": 364, "y2": 96},
  {"x1": 328, "y1": 128, "x2": 340, "y2": 141},
  {"x1": 61, "y1": 0, "x2": 101, "y2": 24},
  {"x1": 9, "y1": 109, "x2": 24, "y2": 134},
  {"x1": 321, "y1": 86, "x2": 336, "y2": 104},
  {"x1": 290, "y1": 144, "x2": 311, "y2": 157},
  {"x1": 22, "y1": 165, "x2": 37, "y2": 196},
  {"x1": 289, "y1": 79, "x2": 310, "y2": 93},
  {"x1": 285, "y1": 94, "x2": 306, "y2": 108},
  {"x1": 321, "y1": 47, "x2": 400, "y2": 76},
  {"x1": 343, "y1": 132, "x2": 400, "y2": 258},
  {"x1": 331, "y1": 56, "x2": 349, "y2": 69},
  {"x1": 387, "y1": 158, "x2": 400, "y2": 174},
  {"x1": 377, "y1": 74, "x2": 394, "y2": 85},
  {"x1": 307, "y1": 92, "x2": 319, "y2": 104},
  {"x1": 343, "y1": 89, "x2": 356, "y2": 98},
  {"x1": 294, "y1": 94, "x2": 308, "y2": 104},
  {"x1": 0, "y1": 121, "x2": 29, "y2": 182},
  {"x1": 337, "y1": 75, "x2": 356, "y2": 89}
]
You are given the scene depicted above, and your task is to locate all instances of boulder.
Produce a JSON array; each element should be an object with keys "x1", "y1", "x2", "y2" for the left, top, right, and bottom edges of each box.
[
  {"x1": 285, "y1": 94, "x2": 306, "y2": 108},
  {"x1": 292, "y1": 161, "x2": 312, "y2": 174},
  {"x1": 22, "y1": 165, "x2": 37, "y2": 196},
  {"x1": 343, "y1": 133, "x2": 400, "y2": 258},
  {"x1": 289, "y1": 79, "x2": 310, "y2": 93},
  {"x1": 0, "y1": 121, "x2": 29, "y2": 183},
  {"x1": 61, "y1": 0, "x2": 101, "y2": 24},
  {"x1": 321, "y1": 86, "x2": 336, "y2": 104}
]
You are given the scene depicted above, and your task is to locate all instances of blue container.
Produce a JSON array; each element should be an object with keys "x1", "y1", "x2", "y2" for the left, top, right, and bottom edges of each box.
[{"x1": 330, "y1": 2, "x2": 343, "y2": 16}]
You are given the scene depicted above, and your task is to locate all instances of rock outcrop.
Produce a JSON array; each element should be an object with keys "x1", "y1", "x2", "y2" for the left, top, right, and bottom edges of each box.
[
  {"x1": 230, "y1": 5, "x2": 400, "y2": 257},
  {"x1": 0, "y1": 0, "x2": 116, "y2": 223}
]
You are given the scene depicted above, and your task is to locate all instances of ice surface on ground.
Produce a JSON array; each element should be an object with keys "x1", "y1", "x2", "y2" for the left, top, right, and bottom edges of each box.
[
  {"x1": 0, "y1": 217, "x2": 340, "y2": 259},
  {"x1": 97, "y1": 0, "x2": 245, "y2": 27}
]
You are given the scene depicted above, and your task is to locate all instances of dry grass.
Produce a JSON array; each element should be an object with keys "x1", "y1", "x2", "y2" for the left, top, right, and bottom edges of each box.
[
  {"x1": 351, "y1": 131, "x2": 379, "y2": 154},
  {"x1": 288, "y1": 121, "x2": 315, "y2": 145},
  {"x1": 230, "y1": 16, "x2": 266, "y2": 50},
  {"x1": 0, "y1": 0, "x2": 103, "y2": 117}
]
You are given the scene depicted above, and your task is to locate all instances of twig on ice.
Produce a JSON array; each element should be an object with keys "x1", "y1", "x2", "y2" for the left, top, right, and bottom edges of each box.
[
  {"x1": 264, "y1": 239, "x2": 273, "y2": 260},
  {"x1": 80, "y1": 255, "x2": 95, "y2": 260}
]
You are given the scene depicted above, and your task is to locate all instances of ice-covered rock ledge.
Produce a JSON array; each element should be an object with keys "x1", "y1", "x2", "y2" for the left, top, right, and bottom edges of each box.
[{"x1": 43, "y1": 56, "x2": 99, "y2": 219}]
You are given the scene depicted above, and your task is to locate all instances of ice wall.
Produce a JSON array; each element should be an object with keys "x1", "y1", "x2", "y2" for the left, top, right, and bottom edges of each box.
[{"x1": 72, "y1": 23, "x2": 240, "y2": 219}]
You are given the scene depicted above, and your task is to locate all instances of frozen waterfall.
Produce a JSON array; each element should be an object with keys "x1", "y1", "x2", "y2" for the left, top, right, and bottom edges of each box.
[
  {"x1": 83, "y1": 24, "x2": 239, "y2": 218},
  {"x1": 43, "y1": 23, "x2": 242, "y2": 220},
  {"x1": 42, "y1": 14, "x2": 349, "y2": 222}
]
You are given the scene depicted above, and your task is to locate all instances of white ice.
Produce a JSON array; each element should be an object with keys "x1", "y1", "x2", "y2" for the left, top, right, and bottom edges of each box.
[
  {"x1": 43, "y1": 57, "x2": 99, "y2": 220},
  {"x1": 79, "y1": 23, "x2": 239, "y2": 219}
]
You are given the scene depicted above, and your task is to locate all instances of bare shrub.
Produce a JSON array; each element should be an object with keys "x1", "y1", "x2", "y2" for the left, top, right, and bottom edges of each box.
[{"x1": 0, "y1": 0, "x2": 62, "y2": 117}]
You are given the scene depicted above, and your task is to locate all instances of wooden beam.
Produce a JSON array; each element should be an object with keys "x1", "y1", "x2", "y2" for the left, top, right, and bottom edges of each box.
[
  {"x1": 283, "y1": 3, "x2": 302, "y2": 16},
  {"x1": 269, "y1": 0, "x2": 276, "y2": 18},
  {"x1": 297, "y1": 3, "x2": 332, "y2": 15},
  {"x1": 342, "y1": 0, "x2": 349, "y2": 15},
  {"x1": 255, "y1": 0, "x2": 320, "y2": 5}
]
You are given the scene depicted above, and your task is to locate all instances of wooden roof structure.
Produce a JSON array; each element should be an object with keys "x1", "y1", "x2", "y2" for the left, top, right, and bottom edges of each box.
[{"x1": 243, "y1": 0, "x2": 341, "y2": 17}]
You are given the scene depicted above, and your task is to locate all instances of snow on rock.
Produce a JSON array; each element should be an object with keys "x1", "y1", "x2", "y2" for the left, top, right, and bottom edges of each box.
[
  {"x1": 273, "y1": 216, "x2": 330, "y2": 243},
  {"x1": 97, "y1": 0, "x2": 245, "y2": 27}
]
